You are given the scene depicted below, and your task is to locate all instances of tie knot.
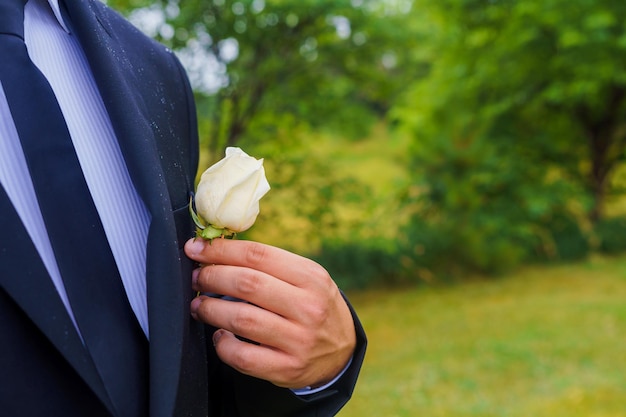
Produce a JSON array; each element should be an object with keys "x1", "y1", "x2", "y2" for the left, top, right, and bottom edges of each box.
[{"x1": 0, "y1": 0, "x2": 27, "y2": 38}]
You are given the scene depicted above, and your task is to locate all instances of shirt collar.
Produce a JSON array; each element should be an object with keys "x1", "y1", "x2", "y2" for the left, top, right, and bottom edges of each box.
[{"x1": 47, "y1": 0, "x2": 70, "y2": 33}]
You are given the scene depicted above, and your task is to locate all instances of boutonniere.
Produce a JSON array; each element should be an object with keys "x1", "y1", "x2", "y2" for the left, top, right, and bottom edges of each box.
[{"x1": 190, "y1": 147, "x2": 271, "y2": 240}]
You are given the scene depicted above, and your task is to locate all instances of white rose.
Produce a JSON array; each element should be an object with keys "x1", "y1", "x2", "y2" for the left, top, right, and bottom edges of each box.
[{"x1": 192, "y1": 147, "x2": 270, "y2": 238}]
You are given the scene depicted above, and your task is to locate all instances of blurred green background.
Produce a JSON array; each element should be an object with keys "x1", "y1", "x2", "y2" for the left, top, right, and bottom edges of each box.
[{"x1": 110, "y1": 0, "x2": 626, "y2": 414}]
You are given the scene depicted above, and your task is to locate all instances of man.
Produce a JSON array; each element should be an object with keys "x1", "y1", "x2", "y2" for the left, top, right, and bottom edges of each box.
[{"x1": 0, "y1": 0, "x2": 366, "y2": 416}]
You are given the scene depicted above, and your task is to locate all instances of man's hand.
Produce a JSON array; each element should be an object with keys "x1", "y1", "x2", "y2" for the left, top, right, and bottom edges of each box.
[{"x1": 184, "y1": 238, "x2": 357, "y2": 389}]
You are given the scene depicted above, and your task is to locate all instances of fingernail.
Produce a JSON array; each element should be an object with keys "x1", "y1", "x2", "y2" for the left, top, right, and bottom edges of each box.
[
  {"x1": 186, "y1": 238, "x2": 206, "y2": 256},
  {"x1": 213, "y1": 330, "x2": 224, "y2": 346},
  {"x1": 190, "y1": 297, "x2": 202, "y2": 315},
  {"x1": 191, "y1": 268, "x2": 200, "y2": 289}
]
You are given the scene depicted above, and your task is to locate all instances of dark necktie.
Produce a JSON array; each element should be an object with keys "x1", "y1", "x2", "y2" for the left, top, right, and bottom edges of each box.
[{"x1": 0, "y1": 2, "x2": 148, "y2": 416}]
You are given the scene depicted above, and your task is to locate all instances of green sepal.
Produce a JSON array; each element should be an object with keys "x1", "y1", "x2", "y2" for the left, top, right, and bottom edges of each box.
[
  {"x1": 197, "y1": 225, "x2": 226, "y2": 240},
  {"x1": 189, "y1": 196, "x2": 206, "y2": 230}
]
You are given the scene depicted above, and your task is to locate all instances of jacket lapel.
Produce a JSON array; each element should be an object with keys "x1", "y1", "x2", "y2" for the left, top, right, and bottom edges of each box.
[
  {"x1": 0, "y1": 184, "x2": 116, "y2": 414},
  {"x1": 60, "y1": 2, "x2": 190, "y2": 415}
]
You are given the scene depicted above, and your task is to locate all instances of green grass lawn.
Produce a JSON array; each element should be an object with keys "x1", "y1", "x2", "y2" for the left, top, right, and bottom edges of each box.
[{"x1": 339, "y1": 256, "x2": 626, "y2": 416}]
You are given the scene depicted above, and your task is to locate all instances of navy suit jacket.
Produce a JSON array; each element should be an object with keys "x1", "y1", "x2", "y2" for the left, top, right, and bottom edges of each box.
[{"x1": 0, "y1": 1, "x2": 366, "y2": 416}]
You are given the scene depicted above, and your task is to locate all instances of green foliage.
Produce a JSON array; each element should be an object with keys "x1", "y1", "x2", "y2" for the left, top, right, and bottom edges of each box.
[
  {"x1": 595, "y1": 216, "x2": 626, "y2": 254},
  {"x1": 106, "y1": 0, "x2": 626, "y2": 284},
  {"x1": 543, "y1": 212, "x2": 590, "y2": 261},
  {"x1": 393, "y1": 0, "x2": 626, "y2": 275},
  {"x1": 312, "y1": 239, "x2": 401, "y2": 290},
  {"x1": 236, "y1": 121, "x2": 385, "y2": 256},
  {"x1": 398, "y1": 0, "x2": 626, "y2": 220},
  {"x1": 112, "y1": 0, "x2": 422, "y2": 163},
  {"x1": 399, "y1": 126, "x2": 590, "y2": 275}
]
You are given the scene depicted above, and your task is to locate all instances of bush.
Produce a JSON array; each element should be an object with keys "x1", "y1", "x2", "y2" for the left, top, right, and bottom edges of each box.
[
  {"x1": 400, "y1": 216, "x2": 532, "y2": 279},
  {"x1": 596, "y1": 217, "x2": 626, "y2": 255},
  {"x1": 545, "y1": 213, "x2": 589, "y2": 261},
  {"x1": 396, "y1": 121, "x2": 593, "y2": 277},
  {"x1": 312, "y1": 240, "x2": 402, "y2": 290}
]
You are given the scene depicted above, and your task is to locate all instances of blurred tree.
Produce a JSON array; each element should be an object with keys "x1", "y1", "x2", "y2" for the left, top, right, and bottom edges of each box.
[
  {"x1": 393, "y1": 0, "x2": 626, "y2": 273},
  {"x1": 109, "y1": 0, "x2": 423, "y2": 163},
  {"x1": 396, "y1": 0, "x2": 626, "y2": 224}
]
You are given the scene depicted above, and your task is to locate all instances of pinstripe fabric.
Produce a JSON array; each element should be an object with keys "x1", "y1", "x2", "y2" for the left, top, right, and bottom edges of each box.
[{"x1": 0, "y1": 0, "x2": 151, "y2": 336}]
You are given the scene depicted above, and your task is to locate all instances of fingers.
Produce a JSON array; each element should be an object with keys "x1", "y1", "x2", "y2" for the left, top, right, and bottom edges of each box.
[
  {"x1": 185, "y1": 238, "x2": 329, "y2": 289},
  {"x1": 210, "y1": 330, "x2": 311, "y2": 388},
  {"x1": 190, "y1": 281, "x2": 356, "y2": 388},
  {"x1": 191, "y1": 295, "x2": 302, "y2": 350},
  {"x1": 192, "y1": 264, "x2": 303, "y2": 318}
]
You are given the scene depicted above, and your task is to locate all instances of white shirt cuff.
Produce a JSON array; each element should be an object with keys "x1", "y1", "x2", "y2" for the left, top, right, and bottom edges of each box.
[{"x1": 290, "y1": 357, "x2": 353, "y2": 396}]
